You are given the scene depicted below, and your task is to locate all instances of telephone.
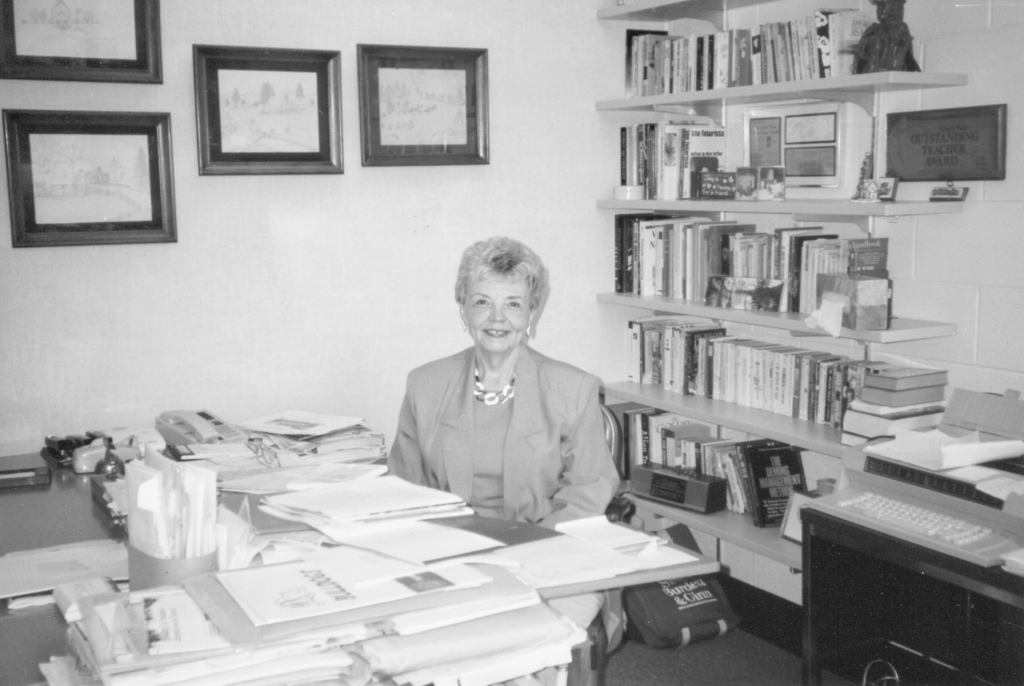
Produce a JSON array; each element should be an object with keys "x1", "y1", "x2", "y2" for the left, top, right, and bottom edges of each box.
[{"x1": 155, "y1": 410, "x2": 248, "y2": 445}]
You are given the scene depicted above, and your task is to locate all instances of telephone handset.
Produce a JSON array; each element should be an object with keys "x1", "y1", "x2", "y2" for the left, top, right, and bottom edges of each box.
[{"x1": 155, "y1": 410, "x2": 248, "y2": 445}]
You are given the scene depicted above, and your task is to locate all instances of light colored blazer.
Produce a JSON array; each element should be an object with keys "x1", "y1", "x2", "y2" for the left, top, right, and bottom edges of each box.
[{"x1": 388, "y1": 345, "x2": 619, "y2": 528}]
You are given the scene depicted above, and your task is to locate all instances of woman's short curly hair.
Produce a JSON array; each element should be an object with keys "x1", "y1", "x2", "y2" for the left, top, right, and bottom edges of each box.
[{"x1": 454, "y1": 236, "x2": 548, "y2": 311}]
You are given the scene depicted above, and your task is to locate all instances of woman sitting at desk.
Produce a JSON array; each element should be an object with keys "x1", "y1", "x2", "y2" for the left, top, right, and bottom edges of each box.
[{"x1": 388, "y1": 235, "x2": 620, "y2": 633}]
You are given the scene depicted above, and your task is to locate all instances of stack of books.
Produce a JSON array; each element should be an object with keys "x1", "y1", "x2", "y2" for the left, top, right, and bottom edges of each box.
[{"x1": 841, "y1": 366, "x2": 950, "y2": 446}]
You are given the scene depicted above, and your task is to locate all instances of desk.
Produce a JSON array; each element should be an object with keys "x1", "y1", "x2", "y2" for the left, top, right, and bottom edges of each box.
[
  {"x1": 0, "y1": 455, "x2": 717, "y2": 686},
  {"x1": 801, "y1": 508, "x2": 1024, "y2": 686},
  {"x1": 0, "y1": 463, "x2": 125, "y2": 686}
]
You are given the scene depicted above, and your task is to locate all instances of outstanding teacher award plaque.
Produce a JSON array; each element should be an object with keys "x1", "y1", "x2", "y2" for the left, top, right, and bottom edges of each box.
[{"x1": 886, "y1": 104, "x2": 1006, "y2": 182}]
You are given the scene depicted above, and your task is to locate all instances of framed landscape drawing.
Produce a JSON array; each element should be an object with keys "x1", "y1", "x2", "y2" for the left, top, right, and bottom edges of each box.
[
  {"x1": 3, "y1": 110, "x2": 176, "y2": 247},
  {"x1": 0, "y1": 0, "x2": 162, "y2": 83},
  {"x1": 357, "y1": 44, "x2": 489, "y2": 167},
  {"x1": 193, "y1": 45, "x2": 342, "y2": 175}
]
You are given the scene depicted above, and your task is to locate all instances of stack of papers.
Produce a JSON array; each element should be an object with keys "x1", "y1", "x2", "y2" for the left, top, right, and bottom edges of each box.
[
  {"x1": 259, "y1": 475, "x2": 471, "y2": 537},
  {"x1": 240, "y1": 410, "x2": 386, "y2": 461},
  {"x1": 217, "y1": 461, "x2": 387, "y2": 494},
  {"x1": 213, "y1": 547, "x2": 491, "y2": 627},
  {"x1": 866, "y1": 429, "x2": 1024, "y2": 471},
  {"x1": 66, "y1": 585, "x2": 372, "y2": 686}
]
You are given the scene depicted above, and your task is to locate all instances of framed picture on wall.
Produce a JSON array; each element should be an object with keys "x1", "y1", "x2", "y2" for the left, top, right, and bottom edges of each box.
[
  {"x1": 3, "y1": 109, "x2": 176, "y2": 247},
  {"x1": 357, "y1": 44, "x2": 489, "y2": 167},
  {"x1": 193, "y1": 44, "x2": 342, "y2": 175},
  {"x1": 0, "y1": 0, "x2": 162, "y2": 83}
]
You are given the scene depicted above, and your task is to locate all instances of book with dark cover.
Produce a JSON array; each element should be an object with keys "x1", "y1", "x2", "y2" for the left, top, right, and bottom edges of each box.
[
  {"x1": 697, "y1": 171, "x2": 736, "y2": 199},
  {"x1": 0, "y1": 452, "x2": 51, "y2": 489},
  {"x1": 864, "y1": 366, "x2": 949, "y2": 391},
  {"x1": 860, "y1": 384, "x2": 947, "y2": 408},
  {"x1": 735, "y1": 439, "x2": 806, "y2": 527},
  {"x1": 845, "y1": 238, "x2": 889, "y2": 278},
  {"x1": 609, "y1": 401, "x2": 650, "y2": 480},
  {"x1": 626, "y1": 406, "x2": 660, "y2": 471}
]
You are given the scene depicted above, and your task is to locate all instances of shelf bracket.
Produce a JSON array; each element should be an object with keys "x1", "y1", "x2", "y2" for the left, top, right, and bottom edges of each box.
[
  {"x1": 793, "y1": 213, "x2": 872, "y2": 234},
  {"x1": 653, "y1": 104, "x2": 723, "y2": 128},
  {"x1": 804, "y1": 89, "x2": 875, "y2": 117}
]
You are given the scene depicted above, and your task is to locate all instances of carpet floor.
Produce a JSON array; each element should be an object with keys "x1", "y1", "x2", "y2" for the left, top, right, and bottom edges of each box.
[{"x1": 604, "y1": 629, "x2": 858, "y2": 686}]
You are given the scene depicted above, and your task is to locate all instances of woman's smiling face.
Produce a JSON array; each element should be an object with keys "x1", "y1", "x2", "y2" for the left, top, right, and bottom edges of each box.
[{"x1": 461, "y1": 275, "x2": 533, "y2": 358}]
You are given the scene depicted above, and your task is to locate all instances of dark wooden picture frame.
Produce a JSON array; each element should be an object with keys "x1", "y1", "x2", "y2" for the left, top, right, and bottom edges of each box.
[
  {"x1": 357, "y1": 44, "x2": 488, "y2": 167},
  {"x1": 193, "y1": 45, "x2": 342, "y2": 176},
  {"x1": 0, "y1": 0, "x2": 162, "y2": 83},
  {"x1": 3, "y1": 109, "x2": 176, "y2": 247},
  {"x1": 887, "y1": 104, "x2": 1007, "y2": 182}
]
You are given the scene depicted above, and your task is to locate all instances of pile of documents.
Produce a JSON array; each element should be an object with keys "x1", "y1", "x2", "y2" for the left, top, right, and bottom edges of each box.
[
  {"x1": 39, "y1": 477, "x2": 700, "y2": 686},
  {"x1": 240, "y1": 410, "x2": 387, "y2": 462}
]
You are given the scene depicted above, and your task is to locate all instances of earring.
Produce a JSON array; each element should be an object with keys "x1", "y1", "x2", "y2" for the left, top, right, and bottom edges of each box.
[
  {"x1": 526, "y1": 324, "x2": 534, "y2": 338},
  {"x1": 462, "y1": 322, "x2": 467, "y2": 332}
]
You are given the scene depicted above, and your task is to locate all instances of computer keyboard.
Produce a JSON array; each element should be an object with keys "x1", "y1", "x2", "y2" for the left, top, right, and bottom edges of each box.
[{"x1": 830, "y1": 489, "x2": 1019, "y2": 567}]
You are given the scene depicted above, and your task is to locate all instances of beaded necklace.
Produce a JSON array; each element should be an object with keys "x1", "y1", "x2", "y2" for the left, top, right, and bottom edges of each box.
[{"x1": 473, "y1": 368, "x2": 515, "y2": 405}]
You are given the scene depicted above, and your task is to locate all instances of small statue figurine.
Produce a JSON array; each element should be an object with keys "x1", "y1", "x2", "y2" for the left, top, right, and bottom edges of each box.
[
  {"x1": 851, "y1": 153, "x2": 880, "y2": 202},
  {"x1": 854, "y1": 0, "x2": 921, "y2": 74}
]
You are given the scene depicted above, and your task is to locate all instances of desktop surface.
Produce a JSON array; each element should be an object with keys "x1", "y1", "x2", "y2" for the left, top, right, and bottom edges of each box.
[
  {"x1": 0, "y1": 453, "x2": 718, "y2": 686},
  {"x1": 0, "y1": 454, "x2": 124, "y2": 556}
]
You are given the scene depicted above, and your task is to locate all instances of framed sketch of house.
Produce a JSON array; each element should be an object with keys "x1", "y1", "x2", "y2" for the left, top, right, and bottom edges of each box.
[
  {"x1": 357, "y1": 44, "x2": 489, "y2": 167},
  {"x1": 193, "y1": 44, "x2": 342, "y2": 175},
  {"x1": 3, "y1": 109, "x2": 176, "y2": 247},
  {"x1": 0, "y1": 0, "x2": 162, "y2": 83}
]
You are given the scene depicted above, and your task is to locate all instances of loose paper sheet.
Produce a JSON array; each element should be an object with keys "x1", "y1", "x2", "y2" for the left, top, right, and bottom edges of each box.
[
  {"x1": 0, "y1": 539, "x2": 128, "y2": 599},
  {"x1": 327, "y1": 520, "x2": 505, "y2": 564}
]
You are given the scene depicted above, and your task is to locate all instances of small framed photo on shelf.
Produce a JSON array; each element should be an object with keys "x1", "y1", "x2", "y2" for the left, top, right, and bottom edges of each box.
[
  {"x1": 0, "y1": 0, "x2": 162, "y2": 83},
  {"x1": 758, "y1": 166, "x2": 786, "y2": 201},
  {"x1": 929, "y1": 183, "x2": 970, "y2": 202},
  {"x1": 357, "y1": 44, "x2": 489, "y2": 167},
  {"x1": 735, "y1": 167, "x2": 758, "y2": 200},
  {"x1": 698, "y1": 171, "x2": 736, "y2": 200},
  {"x1": 193, "y1": 44, "x2": 343, "y2": 175},
  {"x1": 3, "y1": 109, "x2": 176, "y2": 248},
  {"x1": 876, "y1": 177, "x2": 899, "y2": 201}
]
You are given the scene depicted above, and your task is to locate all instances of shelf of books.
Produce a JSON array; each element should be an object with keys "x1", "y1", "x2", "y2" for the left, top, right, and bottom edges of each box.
[
  {"x1": 596, "y1": 198, "x2": 965, "y2": 219},
  {"x1": 597, "y1": 72, "x2": 968, "y2": 113},
  {"x1": 627, "y1": 491, "x2": 803, "y2": 569},
  {"x1": 597, "y1": 292, "x2": 957, "y2": 343},
  {"x1": 603, "y1": 380, "x2": 844, "y2": 458}
]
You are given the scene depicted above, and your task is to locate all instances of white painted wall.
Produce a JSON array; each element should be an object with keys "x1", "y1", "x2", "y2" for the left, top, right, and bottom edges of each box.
[
  {"x1": 3, "y1": 0, "x2": 1024, "y2": 458},
  {"x1": 0, "y1": 0, "x2": 624, "y2": 453}
]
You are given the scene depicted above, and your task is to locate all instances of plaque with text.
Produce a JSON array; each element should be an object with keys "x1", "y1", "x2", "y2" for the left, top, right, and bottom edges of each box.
[{"x1": 886, "y1": 105, "x2": 1006, "y2": 182}]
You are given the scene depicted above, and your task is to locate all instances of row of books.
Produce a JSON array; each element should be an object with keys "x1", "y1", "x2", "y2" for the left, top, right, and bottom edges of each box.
[
  {"x1": 625, "y1": 8, "x2": 875, "y2": 98},
  {"x1": 620, "y1": 121, "x2": 726, "y2": 199},
  {"x1": 614, "y1": 213, "x2": 891, "y2": 316},
  {"x1": 625, "y1": 315, "x2": 939, "y2": 431},
  {"x1": 618, "y1": 403, "x2": 807, "y2": 528}
]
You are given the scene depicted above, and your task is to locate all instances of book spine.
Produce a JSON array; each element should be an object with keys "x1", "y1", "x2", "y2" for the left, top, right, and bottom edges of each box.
[
  {"x1": 722, "y1": 448, "x2": 746, "y2": 513},
  {"x1": 814, "y1": 10, "x2": 833, "y2": 78},
  {"x1": 734, "y1": 443, "x2": 763, "y2": 526},
  {"x1": 750, "y1": 31, "x2": 762, "y2": 87}
]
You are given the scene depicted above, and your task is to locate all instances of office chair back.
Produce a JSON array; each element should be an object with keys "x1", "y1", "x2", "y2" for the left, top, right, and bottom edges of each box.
[{"x1": 599, "y1": 403, "x2": 624, "y2": 481}]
